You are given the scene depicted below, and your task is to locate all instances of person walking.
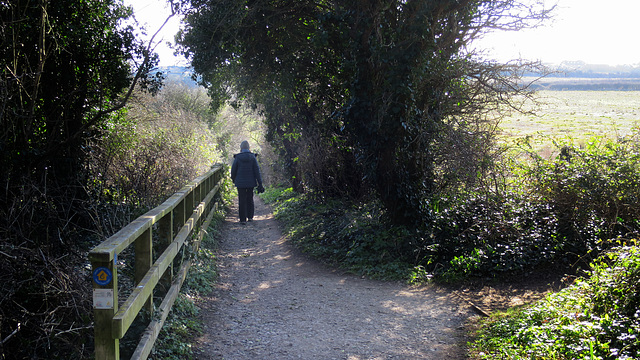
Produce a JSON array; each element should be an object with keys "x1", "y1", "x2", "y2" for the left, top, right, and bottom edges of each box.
[{"x1": 230, "y1": 140, "x2": 264, "y2": 224}]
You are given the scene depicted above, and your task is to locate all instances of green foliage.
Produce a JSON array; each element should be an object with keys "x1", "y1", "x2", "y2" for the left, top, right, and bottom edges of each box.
[
  {"x1": 517, "y1": 136, "x2": 640, "y2": 248},
  {"x1": 415, "y1": 134, "x2": 640, "y2": 281},
  {"x1": 178, "y1": 0, "x2": 551, "y2": 223},
  {"x1": 270, "y1": 193, "x2": 415, "y2": 280},
  {"x1": 424, "y1": 191, "x2": 565, "y2": 280},
  {"x1": 1, "y1": 0, "x2": 161, "y2": 193},
  {"x1": 0, "y1": 0, "x2": 162, "y2": 358},
  {"x1": 471, "y1": 244, "x2": 640, "y2": 360},
  {"x1": 217, "y1": 168, "x2": 236, "y2": 210},
  {"x1": 259, "y1": 186, "x2": 296, "y2": 204},
  {"x1": 151, "y1": 296, "x2": 202, "y2": 360},
  {"x1": 86, "y1": 83, "x2": 225, "y2": 216},
  {"x1": 268, "y1": 133, "x2": 640, "y2": 283},
  {"x1": 0, "y1": 0, "x2": 156, "y2": 243}
]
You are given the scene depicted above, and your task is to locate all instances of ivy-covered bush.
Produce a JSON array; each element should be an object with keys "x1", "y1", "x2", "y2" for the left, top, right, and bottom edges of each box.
[
  {"x1": 265, "y1": 189, "x2": 417, "y2": 279},
  {"x1": 414, "y1": 135, "x2": 640, "y2": 280},
  {"x1": 265, "y1": 133, "x2": 640, "y2": 282},
  {"x1": 422, "y1": 192, "x2": 563, "y2": 279}
]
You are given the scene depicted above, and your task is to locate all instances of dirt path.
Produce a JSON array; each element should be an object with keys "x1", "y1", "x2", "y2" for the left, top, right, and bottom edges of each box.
[{"x1": 193, "y1": 198, "x2": 474, "y2": 359}]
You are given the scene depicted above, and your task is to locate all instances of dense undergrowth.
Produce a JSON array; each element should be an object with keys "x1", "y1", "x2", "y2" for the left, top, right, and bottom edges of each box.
[
  {"x1": 263, "y1": 134, "x2": 640, "y2": 282},
  {"x1": 264, "y1": 188, "x2": 417, "y2": 280},
  {"x1": 470, "y1": 243, "x2": 640, "y2": 359}
]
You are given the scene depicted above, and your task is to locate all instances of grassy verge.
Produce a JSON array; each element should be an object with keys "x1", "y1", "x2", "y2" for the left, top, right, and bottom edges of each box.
[{"x1": 469, "y1": 243, "x2": 640, "y2": 360}]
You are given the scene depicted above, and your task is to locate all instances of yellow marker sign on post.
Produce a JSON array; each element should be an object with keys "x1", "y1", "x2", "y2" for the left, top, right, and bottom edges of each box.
[{"x1": 93, "y1": 266, "x2": 113, "y2": 286}]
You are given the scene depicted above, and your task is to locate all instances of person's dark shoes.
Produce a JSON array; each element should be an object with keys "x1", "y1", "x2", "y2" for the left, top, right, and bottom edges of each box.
[{"x1": 248, "y1": 218, "x2": 253, "y2": 222}]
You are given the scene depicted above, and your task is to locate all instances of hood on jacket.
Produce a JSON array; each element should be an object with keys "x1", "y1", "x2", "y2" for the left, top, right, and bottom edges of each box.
[{"x1": 233, "y1": 152, "x2": 258, "y2": 159}]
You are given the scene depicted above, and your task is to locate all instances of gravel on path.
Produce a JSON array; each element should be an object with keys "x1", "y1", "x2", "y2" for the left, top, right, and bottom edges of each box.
[{"x1": 193, "y1": 197, "x2": 474, "y2": 359}]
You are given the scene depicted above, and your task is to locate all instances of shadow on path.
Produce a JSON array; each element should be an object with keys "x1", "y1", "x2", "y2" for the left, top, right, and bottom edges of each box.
[{"x1": 193, "y1": 197, "x2": 474, "y2": 359}]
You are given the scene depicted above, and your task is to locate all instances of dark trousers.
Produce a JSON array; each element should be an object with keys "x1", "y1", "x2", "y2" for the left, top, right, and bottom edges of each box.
[{"x1": 237, "y1": 187, "x2": 255, "y2": 222}]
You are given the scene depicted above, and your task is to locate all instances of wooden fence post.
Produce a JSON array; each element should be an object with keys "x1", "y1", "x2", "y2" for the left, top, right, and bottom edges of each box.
[
  {"x1": 134, "y1": 227, "x2": 153, "y2": 315},
  {"x1": 158, "y1": 211, "x2": 174, "y2": 291},
  {"x1": 91, "y1": 257, "x2": 119, "y2": 360}
]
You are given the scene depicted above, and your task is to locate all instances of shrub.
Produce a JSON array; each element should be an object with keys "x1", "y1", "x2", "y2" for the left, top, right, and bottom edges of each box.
[
  {"x1": 87, "y1": 86, "x2": 222, "y2": 212},
  {"x1": 423, "y1": 192, "x2": 564, "y2": 279},
  {"x1": 517, "y1": 136, "x2": 640, "y2": 254},
  {"x1": 421, "y1": 134, "x2": 640, "y2": 280},
  {"x1": 264, "y1": 133, "x2": 640, "y2": 283},
  {"x1": 470, "y1": 244, "x2": 640, "y2": 360},
  {"x1": 259, "y1": 186, "x2": 297, "y2": 204},
  {"x1": 269, "y1": 193, "x2": 415, "y2": 280}
]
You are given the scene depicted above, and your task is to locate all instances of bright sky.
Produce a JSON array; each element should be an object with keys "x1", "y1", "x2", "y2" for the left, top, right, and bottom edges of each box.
[
  {"x1": 476, "y1": 0, "x2": 640, "y2": 66},
  {"x1": 124, "y1": 0, "x2": 186, "y2": 66},
  {"x1": 127, "y1": 0, "x2": 640, "y2": 67}
]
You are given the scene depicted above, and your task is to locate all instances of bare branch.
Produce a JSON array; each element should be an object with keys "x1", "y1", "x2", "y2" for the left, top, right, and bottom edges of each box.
[{"x1": 0, "y1": 323, "x2": 21, "y2": 346}]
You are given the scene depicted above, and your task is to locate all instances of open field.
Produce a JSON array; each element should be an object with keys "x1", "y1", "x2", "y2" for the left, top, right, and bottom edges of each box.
[{"x1": 499, "y1": 91, "x2": 640, "y2": 156}]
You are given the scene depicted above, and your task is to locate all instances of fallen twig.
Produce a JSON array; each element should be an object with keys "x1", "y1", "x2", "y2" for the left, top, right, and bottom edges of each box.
[{"x1": 452, "y1": 291, "x2": 491, "y2": 317}]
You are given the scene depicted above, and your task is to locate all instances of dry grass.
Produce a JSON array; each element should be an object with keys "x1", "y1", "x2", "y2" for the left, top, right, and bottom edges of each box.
[{"x1": 499, "y1": 91, "x2": 640, "y2": 156}]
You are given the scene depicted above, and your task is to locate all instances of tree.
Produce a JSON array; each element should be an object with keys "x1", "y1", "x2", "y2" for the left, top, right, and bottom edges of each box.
[
  {"x1": 177, "y1": 0, "x2": 553, "y2": 223},
  {"x1": 0, "y1": 0, "x2": 166, "y2": 357},
  {"x1": 0, "y1": 0, "x2": 165, "y2": 241}
]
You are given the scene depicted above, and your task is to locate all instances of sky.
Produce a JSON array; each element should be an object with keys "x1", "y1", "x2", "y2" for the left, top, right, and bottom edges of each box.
[
  {"x1": 124, "y1": 0, "x2": 186, "y2": 66},
  {"x1": 475, "y1": 0, "x2": 640, "y2": 66},
  {"x1": 126, "y1": 0, "x2": 640, "y2": 67}
]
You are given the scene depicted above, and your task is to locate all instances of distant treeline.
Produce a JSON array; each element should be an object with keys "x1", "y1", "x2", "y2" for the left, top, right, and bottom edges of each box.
[
  {"x1": 161, "y1": 66, "x2": 201, "y2": 88},
  {"x1": 521, "y1": 61, "x2": 640, "y2": 90},
  {"x1": 548, "y1": 61, "x2": 640, "y2": 78},
  {"x1": 525, "y1": 77, "x2": 640, "y2": 91},
  {"x1": 161, "y1": 63, "x2": 640, "y2": 91}
]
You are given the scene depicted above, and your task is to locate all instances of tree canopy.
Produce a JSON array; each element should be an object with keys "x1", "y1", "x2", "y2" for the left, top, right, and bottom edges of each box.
[
  {"x1": 0, "y1": 0, "x2": 163, "y2": 242},
  {"x1": 177, "y1": 0, "x2": 553, "y2": 223}
]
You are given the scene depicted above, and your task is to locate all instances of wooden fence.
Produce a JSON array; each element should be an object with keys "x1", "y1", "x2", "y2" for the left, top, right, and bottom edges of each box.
[{"x1": 89, "y1": 165, "x2": 225, "y2": 360}]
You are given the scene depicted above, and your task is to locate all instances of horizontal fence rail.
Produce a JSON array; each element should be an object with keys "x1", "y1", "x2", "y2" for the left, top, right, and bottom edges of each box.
[{"x1": 89, "y1": 165, "x2": 225, "y2": 360}]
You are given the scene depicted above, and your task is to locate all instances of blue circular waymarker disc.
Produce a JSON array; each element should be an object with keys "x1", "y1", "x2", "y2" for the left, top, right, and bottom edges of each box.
[{"x1": 93, "y1": 267, "x2": 113, "y2": 286}]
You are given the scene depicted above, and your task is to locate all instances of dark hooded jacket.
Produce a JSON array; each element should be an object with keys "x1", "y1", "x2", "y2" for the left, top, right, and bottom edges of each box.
[{"x1": 231, "y1": 151, "x2": 262, "y2": 188}]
